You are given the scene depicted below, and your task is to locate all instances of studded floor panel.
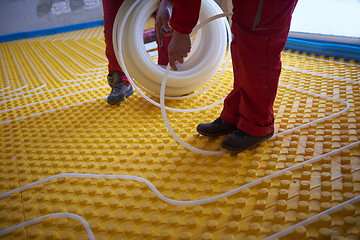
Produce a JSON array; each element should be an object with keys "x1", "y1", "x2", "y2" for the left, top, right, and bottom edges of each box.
[{"x1": 0, "y1": 26, "x2": 359, "y2": 240}]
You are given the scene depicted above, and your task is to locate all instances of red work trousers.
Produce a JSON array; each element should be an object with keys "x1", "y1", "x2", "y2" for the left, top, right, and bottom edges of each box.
[
  {"x1": 220, "y1": 0, "x2": 298, "y2": 136},
  {"x1": 102, "y1": 0, "x2": 171, "y2": 85}
]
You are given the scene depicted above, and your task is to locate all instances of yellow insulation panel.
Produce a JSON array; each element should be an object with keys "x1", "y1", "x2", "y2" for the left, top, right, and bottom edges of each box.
[{"x1": 0, "y1": 26, "x2": 359, "y2": 240}]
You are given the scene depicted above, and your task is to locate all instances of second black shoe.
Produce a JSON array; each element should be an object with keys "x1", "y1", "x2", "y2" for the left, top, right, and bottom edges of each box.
[
  {"x1": 221, "y1": 129, "x2": 274, "y2": 152},
  {"x1": 196, "y1": 118, "x2": 237, "y2": 137}
]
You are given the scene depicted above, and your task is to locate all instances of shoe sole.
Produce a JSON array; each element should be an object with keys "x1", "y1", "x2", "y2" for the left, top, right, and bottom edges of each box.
[{"x1": 221, "y1": 133, "x2": 274, "y2": 152}]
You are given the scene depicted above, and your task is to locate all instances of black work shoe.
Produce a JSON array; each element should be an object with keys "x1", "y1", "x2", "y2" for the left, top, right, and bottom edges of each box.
[
  {"x1": 221, "y1": 129, "x2": 274, "y2": 152},
  {"x1": 107, "y1": 72, "x2": 134, "y2": 105},
  {"x1": 196, "y1": 118, "x2": 237, "y2": 137}
]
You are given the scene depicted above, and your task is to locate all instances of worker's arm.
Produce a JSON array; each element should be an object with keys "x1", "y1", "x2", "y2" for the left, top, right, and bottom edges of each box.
[
  {"x1": 155, "y1": 0, "x2": 201, "y2": 70},
  {"x1": 170, "y1": 0, "x2": 201, "y2": 35},
  {"x1": 155, "y1": 0, "x2": 173, "y2": 47}
]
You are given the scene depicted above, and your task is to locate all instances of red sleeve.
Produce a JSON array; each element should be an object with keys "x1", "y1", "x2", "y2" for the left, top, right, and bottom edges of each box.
[{"x1": 170, "y1": 0, "x2": 201, "y2": 34}]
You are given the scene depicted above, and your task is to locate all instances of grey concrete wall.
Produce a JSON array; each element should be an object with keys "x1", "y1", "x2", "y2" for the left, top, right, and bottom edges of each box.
[
  {"x1": 0, "y1": 0, "x2": 104, "y2": 36},
  {"x1": 0, "y1": 0, "x2": 225, "y2": 37}
]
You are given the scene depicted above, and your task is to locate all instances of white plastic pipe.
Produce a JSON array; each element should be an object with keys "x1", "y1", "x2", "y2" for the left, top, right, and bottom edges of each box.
[
  {"x1": 114, "y1": 0, "x2": 229, "y2": 97},
  {"x1": 113, "y1": 0, "x2": 232, "y2": 155},
  {"x1": 1, "y1": 141, "x2": 358, "y2": 239},
  {"x1": 0, "y1": 213, "x2": 95, "y2": 240},
  {"x1": 1, "y1": 141, "x2": 358, "y2": 205},
  {"x1": 263, "y1": 195, "x2": 360, "y2": 240}
]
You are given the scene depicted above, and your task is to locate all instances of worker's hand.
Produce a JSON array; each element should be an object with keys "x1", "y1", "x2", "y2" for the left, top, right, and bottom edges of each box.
[
  {"x1": 155, "y1": 0, "x2": 173, "y2": 48},
  {"x1": 168, "y1": 30, "x2": 191, "y2": 71}
]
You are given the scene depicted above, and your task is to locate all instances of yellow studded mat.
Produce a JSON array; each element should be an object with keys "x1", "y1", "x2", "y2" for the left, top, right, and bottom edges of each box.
[{"x1": 0, "y1": 26, "x2": 359, "y2": 240}]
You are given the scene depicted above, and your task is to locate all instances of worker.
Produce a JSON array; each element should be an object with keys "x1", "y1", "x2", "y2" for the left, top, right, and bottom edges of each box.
[{"x1": 156, "y1": 0, "x2": 298, "y2": 151}]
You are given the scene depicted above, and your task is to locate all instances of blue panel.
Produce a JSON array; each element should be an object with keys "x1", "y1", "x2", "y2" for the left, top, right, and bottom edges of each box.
[
  {"x1": 0, "y1": 20, "x2": 104, "y2": 43},
  {"x1": 285, "y1": 38, "x2": 360, "y2": 62}
]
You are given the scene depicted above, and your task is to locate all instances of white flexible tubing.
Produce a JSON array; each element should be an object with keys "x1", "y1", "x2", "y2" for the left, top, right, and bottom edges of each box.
[
  {"x1": 275, "y1": 83, "x2": 350, "y2": 137},
  {"x1": 118, "y1": 0, "x2": 228, "y2": 96},
  {"x1": 0, "y1": 44, "x2": 30, "y2": 96},
  {"x1": 158, "y1": 74, "x2": 350, "y2": 154},
  {"x1": 58, "y1": 40, "x2": 106, "y2": 68},
  {"x1": 0, "y1": 141, "x2": 358, "y2": 239},
  {"x1": 160, "y1": 65, "x2": 225, "y2": 155},
  {"x1": 113, "y1": 0, "x2": 232, "y2": 154},
  {"x1": 0, "y1": 78, "x2": 103, "y2": 105},
  {"x1": 156, "y1": 12, "x2": 233, "y2": 154},
  {"x1": 283, "y1": 65, "x2": 359, "y2": 84},
  {"x1": 40, "y1": 42, "x2": 103, "y2": 77},
  {"x1": 159, "y1": 74, "x2": 351, "y2": 155},
  {"x1": 0, "y1": 213, "x2": 95, "y2": 240},
  {"x1": 0, "y1": 50, "x2": 11, "y2": 91},
  {"x1": 263, "y1": 195, "x2": 360, "y2": 240},
  {"x1": 27, "y1": 42, "x2": 101, "y2": 82},
  {"x1": 1, "y1": 95, "x2": 107, "y2": 125},
  {"x1": 113, "y1": 0, "x2": 232, "y2": 112},
  {"x1": 1, "y1": 141, "x2": 358, "y2": 205},
  {"x1": 0, "y1": 85, "x2": 108, "y2": 114}
]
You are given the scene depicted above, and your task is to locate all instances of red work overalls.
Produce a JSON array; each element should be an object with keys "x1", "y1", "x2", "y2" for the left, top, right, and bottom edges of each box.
[
  {"x1": 219, "y1": 0, "x2": 298, "y2": 136},
  {"x1": 102, "y1": 0, "x2": 170, "y2": 85}
]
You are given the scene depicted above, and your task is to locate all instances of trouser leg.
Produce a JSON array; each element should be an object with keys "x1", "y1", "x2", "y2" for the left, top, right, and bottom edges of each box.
[
  {"x1": 103, "y1": 0, "x2": 170, "y2": 85},
  {"x1": 102, "y1": 0, "x2": 130, "y2": 85},
  {"x1": 220, "y1": 0, "x2": 298, "y2": 136}
]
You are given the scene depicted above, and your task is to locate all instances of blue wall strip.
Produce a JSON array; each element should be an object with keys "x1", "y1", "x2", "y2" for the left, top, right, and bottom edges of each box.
[
  {"x1": 285, "y1": 38, "x2": 360, "y2": 62},
  {"x1": 0, "y1": 20, "x2": 104, "y2": 43}
]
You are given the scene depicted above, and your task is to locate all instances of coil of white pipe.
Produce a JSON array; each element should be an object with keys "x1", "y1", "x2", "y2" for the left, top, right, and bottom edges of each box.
[
  {"x1": 113, "y1": 0, "x2": 232, "y2": 155},
  {"x1": 114, "y1": 0, "x2": 228, "y2": 97}
]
